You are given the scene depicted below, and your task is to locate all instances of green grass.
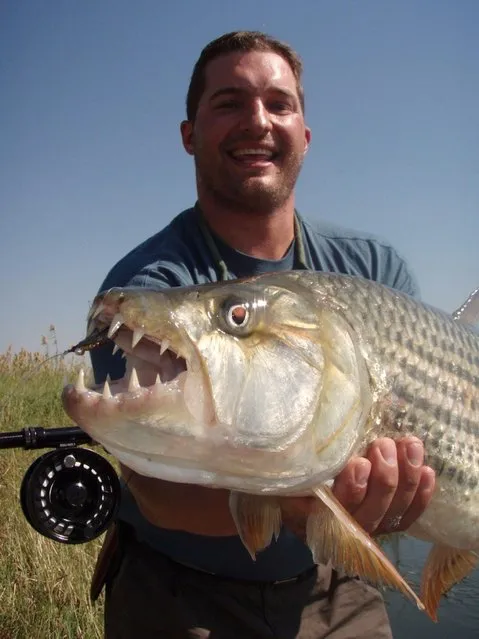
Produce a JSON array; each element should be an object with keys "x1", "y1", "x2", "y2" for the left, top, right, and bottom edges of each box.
[{"x1": 0, "y1": 347, "x2": 104, "y2": 639}]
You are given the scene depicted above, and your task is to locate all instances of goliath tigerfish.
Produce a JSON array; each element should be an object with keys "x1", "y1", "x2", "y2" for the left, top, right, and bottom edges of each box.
[{"x1": 62, "y1": 271, "x2": 479, "y2": 621}]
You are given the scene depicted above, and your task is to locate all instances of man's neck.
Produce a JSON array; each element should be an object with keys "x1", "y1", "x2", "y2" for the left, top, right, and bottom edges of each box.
[{"x1": 197, "y1": 195, "x2": 296, "y2": 261}]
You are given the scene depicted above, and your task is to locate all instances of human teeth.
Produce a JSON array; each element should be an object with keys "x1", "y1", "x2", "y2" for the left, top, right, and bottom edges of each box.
[
  {"x1": 102, "y1": 380, "x2": 112, "y2": 399},
  {"x1": 132, "y1": 328, "x2": 145, "y2": 349},
  {"x1": 160, "y1": 339, "x2": 170, "y2": 356},
  {"x1": 108, "y1": 313, "x2": 124, "y2": 338},
  {"x1": 75, "y1": 369, "x2": 86, "y2": 392},
  {"x1": 112, "y1": 344, "x2": 120, "y2": 356},
  {"x1": 128, "y1": 367, "x2": 140, "y2": 391},
  {"x1": 232, "y1": 148, "x2": 273, "y2": 157}
]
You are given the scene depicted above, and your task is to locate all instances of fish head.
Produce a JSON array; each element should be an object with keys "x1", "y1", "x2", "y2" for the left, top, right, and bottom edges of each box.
[{"x1": 62, "y1": 273, "x2": 371, "y2": 491}]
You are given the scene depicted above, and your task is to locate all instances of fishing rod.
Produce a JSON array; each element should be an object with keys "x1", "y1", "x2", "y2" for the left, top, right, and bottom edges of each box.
[{"x1": 0, "y1": 425, "x2": 120, "y2": 545}]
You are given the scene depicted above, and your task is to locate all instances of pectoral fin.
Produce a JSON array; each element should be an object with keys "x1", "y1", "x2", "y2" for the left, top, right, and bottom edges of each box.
[
  {"x1": 228, "y1": 491, "x2": 282, "y2": 560},
  {"x1": 421, "y1": 544, "x2": 478, "y2": 621},
  {"x1": 308, "y1": 485, "x2": 426, "y2": 614}
]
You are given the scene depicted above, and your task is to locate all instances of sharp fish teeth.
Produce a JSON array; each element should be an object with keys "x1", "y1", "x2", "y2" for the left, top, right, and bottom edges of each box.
[
  {"x1": 75, "y1": 369, "x2": 86, "y2": 392},
  {"x1": 112, "y1": 344, "x2": 120, "y2": 356},
  {"x1": 128, "y1": 367, "x2": 140, "y2": 392},
  {"x1": 160, "y1": 339, "x2": 170, "y2": 356},
  {"x1": 132, "y1": 328, "x2": 145, "y2": 349},
  {"x1": 108, "y1": 313, "x2": 124, "y2": 339},
  {"x1": 102, "y1": 380, "x2": 112, "y2": 399}
]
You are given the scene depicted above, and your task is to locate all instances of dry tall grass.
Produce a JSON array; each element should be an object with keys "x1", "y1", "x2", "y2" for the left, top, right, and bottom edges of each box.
[{"x1": 0, "y1": 343, "x2": 104, "y2": 639}]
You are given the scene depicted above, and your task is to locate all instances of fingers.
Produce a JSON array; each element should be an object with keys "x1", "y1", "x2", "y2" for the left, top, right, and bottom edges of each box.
[
  {"x1": 333, "y1": 437, "x2": 436, "y2": 536},
  {"x1": 374, "y1": 437, "x2": 429, "y2": 534},
  {"x1": 386, "y1": 465, "x2": 436, "y2": 533},
  {"x1": 352, "y1": 438, "x2": 399, "y2": 533},
  {"x1": 332, "y1": 457, "x2": 371, "y2": 512}
]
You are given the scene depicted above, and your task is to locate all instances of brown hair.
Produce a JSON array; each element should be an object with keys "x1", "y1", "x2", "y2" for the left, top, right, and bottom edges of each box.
[{"x1": 186, "y1": 31, "x2": 305, "y2": 121}]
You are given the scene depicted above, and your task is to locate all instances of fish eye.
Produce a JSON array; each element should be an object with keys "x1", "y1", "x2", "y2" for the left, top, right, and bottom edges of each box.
[
  {"x1": 220, "y1": 298, "x2": 253, "y2": 335},
  {"x1": 227, "y1": 304, "x2": 249, "y2": 326}
]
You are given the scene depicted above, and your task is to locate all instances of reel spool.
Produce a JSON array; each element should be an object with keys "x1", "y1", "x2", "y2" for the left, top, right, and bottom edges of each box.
[{"x1": 20, "y1": 447, "x2": 120, "y2": 544}]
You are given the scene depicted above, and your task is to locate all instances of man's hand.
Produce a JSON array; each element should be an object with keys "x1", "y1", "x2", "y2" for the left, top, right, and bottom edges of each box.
[
  {"x1": 281, "y1": 437, "x2": 436, "y2": 537},
  {"x1": 333, "y1": 437, "x2": 435, "y2": 534}
]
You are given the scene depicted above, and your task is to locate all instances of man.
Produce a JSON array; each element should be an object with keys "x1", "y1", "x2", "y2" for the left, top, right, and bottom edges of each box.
[{"x1": 90, "y1": 31, "x2": 435, "y2": 638}]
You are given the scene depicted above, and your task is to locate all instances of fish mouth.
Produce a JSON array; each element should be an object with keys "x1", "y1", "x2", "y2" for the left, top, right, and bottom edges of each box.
[
  {"x1": 104, "y1": 328, "x2": 188, "y2": 394},
  {"x1": 62, "y1": 294, "x2": 213, "y2": 429}
]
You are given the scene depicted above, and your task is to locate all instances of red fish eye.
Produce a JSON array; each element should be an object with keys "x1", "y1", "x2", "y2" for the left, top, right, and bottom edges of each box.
[{"x1": 228, "y1": 305, "x2": 248, "y2": 326}]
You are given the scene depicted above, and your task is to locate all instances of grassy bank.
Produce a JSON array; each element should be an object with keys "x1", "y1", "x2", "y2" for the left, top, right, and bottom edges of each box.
[{"x1": 0, "y1": 347, "x2": 104, "y2": 639}]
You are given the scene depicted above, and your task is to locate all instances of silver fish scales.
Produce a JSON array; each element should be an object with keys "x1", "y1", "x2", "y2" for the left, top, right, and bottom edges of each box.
[{"x1": 302, "y1": 272, "x2": 479, "y2": 494}]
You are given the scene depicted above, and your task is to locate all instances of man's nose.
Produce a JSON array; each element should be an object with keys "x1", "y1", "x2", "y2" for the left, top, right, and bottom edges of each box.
[{"x1": 240, "y1": 99, "x2": 272, "y2": 134}]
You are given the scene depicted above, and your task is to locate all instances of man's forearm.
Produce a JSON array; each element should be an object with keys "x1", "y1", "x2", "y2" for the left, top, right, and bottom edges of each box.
[{"x1": 121, "y1": 465, "x2": 239, "y2": 536}]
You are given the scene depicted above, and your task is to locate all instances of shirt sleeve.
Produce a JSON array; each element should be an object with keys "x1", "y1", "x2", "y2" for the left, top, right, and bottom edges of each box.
[{"x1": 389, "y1": 256, "x2": 421, "y2": 299}]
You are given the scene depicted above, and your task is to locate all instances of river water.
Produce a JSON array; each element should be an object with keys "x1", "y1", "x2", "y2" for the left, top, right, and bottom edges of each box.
[{"x1": 384, "y1": 537, "x2": 479, "y2": 638}]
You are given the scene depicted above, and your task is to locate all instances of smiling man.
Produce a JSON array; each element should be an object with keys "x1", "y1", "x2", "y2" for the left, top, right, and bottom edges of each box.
[{"x1": 90, "y1": 31, "x2": 435, "y2": 638}]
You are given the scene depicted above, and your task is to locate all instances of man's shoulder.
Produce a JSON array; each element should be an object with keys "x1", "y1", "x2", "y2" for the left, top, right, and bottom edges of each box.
[
  {"x1": 298, "y1": 213, "x2": 420, "y2": 297},
  {"x1": 301, "y1": 214, "x2": 393, "y2": 250},
  {"x1": 99, "y1": 207, "x2": 199, "y2": 291}
]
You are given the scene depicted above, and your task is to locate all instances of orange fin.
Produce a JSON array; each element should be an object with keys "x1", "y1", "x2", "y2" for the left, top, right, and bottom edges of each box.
[
  {"x1": 421, "y1": 544, "x2": 478, "y2": 622},
  {"x1": 228, "y1": 491, "x2": 282, "y2": 560},
  {"x1": 309, "y1": 485, "x2": 426, "y2": 615}
]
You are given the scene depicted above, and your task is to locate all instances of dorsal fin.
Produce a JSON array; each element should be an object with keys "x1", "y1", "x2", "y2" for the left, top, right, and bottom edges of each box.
[{"x1": 452, "y1": 287, "x2": 479, "y2": 329}]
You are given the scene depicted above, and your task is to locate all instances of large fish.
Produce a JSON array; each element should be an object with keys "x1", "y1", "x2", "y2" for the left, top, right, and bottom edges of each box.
[{"x1": 62, "y1": 271, "x2": 479, "y2": 620}]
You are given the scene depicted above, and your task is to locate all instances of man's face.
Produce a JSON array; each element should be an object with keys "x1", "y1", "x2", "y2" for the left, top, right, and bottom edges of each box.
[{"x1": 181, "y1": 50, "x2": 311, "y2": 213}]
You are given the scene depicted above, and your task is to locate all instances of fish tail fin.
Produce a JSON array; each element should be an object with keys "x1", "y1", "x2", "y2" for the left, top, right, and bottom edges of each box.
[
  {"x1": 308, "y1": 486, "x2": 427, "y2": 615},
  {"x1": 228, "y1": 491, "x2": 282, "y2": 560},
  {"x1": 420, "y1": 544, "x2": 478, "y2": 622}
]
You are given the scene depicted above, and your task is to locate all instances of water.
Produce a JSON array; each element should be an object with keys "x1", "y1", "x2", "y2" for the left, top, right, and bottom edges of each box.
[{"x1": 384, "y1": 537, "x2": 479, "y2": 638}]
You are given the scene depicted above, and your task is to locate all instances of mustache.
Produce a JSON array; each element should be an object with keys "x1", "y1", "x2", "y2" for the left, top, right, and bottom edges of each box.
[{"x1": 222, "y1": 135, "x2": 279, "y2": 152}]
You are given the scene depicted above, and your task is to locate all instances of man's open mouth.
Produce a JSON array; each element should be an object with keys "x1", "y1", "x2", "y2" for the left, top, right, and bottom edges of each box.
[{"x1": 226, "y1": 147, "x2": 279, "y2": 165}]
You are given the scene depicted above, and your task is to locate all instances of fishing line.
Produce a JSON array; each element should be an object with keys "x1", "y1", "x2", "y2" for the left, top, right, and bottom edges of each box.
[{"x1": 195, "y1": 203, "x2": 313, "y2": 282}]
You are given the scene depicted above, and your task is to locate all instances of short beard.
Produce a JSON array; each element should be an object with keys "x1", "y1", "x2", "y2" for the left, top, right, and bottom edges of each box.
[{"x1": 194, "y1": 153, "x2": 304, "y2": 215}]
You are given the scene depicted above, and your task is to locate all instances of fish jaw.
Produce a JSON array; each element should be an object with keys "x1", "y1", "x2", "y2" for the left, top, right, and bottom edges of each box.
[{"x1": 62, "y1": 286, "x2": 219, "y2": 473}]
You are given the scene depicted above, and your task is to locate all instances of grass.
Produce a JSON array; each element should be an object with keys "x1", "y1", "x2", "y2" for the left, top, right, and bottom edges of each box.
[{"x1": 0, "y1": 342, "x2": 105, "y2": 639}]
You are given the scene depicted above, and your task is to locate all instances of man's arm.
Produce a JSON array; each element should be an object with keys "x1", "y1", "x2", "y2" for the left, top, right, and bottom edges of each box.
[{"x1": 121, "y1": 465, "x2": 239, "y2": 536}]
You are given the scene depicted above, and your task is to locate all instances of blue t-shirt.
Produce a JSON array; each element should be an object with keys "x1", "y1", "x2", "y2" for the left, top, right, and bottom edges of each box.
[{"x1": 91, "y1": 205, "x2": 419, "y2": 581}]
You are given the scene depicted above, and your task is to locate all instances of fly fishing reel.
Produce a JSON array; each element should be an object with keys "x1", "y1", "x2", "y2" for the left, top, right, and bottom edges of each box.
[{"x1": 0, "y1": 426, "x2": 121, "y2": 544}]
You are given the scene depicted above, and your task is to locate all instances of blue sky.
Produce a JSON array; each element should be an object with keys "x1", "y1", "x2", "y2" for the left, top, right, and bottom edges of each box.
[{"x1": 1, "y1": 1, "x2": 478, "y2": 354}]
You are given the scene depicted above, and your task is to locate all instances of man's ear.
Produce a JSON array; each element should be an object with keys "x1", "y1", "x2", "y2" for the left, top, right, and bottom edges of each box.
[
  {"x1": 304, "y1": 126, "x2": 312, "y2": 155},
  {"x1": 180, "y1": 120, "x2": 194, "y2": 155}
]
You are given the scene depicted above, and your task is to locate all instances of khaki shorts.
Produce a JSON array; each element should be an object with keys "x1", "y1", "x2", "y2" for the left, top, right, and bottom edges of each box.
[{"x1": 99, "y1": 523, "x2": 392, "y2": 639}]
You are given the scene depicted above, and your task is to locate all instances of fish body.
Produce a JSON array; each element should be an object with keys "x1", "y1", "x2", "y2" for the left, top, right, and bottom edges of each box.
[{"x1": 62, "y1": 271, "x2": 479, "y2": 619}]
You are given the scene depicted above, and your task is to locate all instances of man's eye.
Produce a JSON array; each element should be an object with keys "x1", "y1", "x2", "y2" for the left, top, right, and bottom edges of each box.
[
  {"x1": 270, "y1": 102, "x2": 291, "y2": 112},
  {"x1": 216, "y1": 100, "x2": 241, "y2": 109}
]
